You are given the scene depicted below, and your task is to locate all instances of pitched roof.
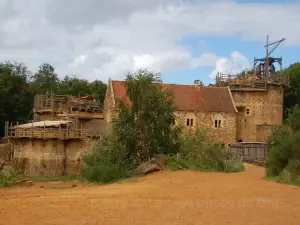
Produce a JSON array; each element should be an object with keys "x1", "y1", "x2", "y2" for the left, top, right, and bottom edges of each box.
[
  {"x1": 111, "y1": 80, "x2": 237, "y2": 113},
  {"x1": 14, "y1": 120, "x2": 72, "y2": 129}
]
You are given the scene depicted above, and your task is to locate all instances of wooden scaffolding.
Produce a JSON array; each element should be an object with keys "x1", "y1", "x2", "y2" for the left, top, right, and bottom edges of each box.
[
  {"x1": 33, "y1": 93, "x2": 103, "y2": 121},
  {"x1": 4, "y1": 120, "x2": 86, "y2": 140}
]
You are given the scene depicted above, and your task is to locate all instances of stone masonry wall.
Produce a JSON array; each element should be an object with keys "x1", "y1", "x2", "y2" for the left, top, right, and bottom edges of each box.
[
  {"x1": 13, "y1": 139, "x2": 65, "y2": 176},
  {"x1": 256, "y1": 124, "x2": 280, "y2": 142},
  {"x1": 175, "y1": 111, "x2": 236, "y2": 144},
  {"x1": 0, "y1": 142, "x2": 13, "y2": 162},
  {"x1": 64, "y1": 138, "x2": 98, "y2": 176},
  {"x1": 231, "y1": 86, "x2": 284, "y2": 142},
  {"x1": 12, "y1": 138, "x2": 98, "y2": 177}
]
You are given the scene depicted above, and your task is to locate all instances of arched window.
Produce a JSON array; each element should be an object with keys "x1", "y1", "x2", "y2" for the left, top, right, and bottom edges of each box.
[{"x1": 212, "y1": 114, "x2": 224, "y2": 128}]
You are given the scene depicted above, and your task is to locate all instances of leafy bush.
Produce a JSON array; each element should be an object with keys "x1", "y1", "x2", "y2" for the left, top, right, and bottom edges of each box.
[
  {"x1": 180, "y1": 129, "x2": 226, "y2": 171},
  {"x1": 267, "y1": 130, "x2": 300, "y2": 177},
  {"x1": 224, "y1": 163, "x2": 245, "y2": 173},
  {"x1": 285, "y1": 104, "x2": 300, "y2": 131},
  {"x1": 81, "y1": 164, "x2": 129, "y2": 184},
  {"x1": 266, "y1": 104, "x2": 300, "y2": 185},
  {"x1": 267, "y1": 125, "x2": 291, "y2": 149},
  {"x1": 165, "y1": 129, "x2": 243, "y2": 173},
  {"x1": 0, "y1": 170, "x2": 15, "y2": 187},
  {"x1": 165, "y1": 156, "x2": 204, "y2": 171}
]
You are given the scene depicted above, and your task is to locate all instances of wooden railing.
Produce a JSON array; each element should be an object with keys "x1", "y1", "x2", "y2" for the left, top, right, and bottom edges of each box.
[
  {"x1": 5, "y1": 127, "x2": 86, "y2": 140},
  {"x1": 215, "y1": 71, "x2": 289, "y2": 90}
]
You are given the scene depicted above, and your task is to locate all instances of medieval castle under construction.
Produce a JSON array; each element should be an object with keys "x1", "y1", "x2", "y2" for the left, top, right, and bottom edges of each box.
[{"x1": 2, "y1": 36, "x2": 289, "y2": 177}]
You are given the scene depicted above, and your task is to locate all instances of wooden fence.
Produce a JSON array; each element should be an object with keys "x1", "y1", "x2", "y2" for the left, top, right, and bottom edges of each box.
[{"x1": 227, "y1": 142, "x2": 268, "y2": 163}]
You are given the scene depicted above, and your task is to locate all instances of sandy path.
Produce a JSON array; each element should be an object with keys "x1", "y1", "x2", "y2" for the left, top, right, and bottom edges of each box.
[{"x1": 0, "y1": 164, "x2": 300, "y2": 225}]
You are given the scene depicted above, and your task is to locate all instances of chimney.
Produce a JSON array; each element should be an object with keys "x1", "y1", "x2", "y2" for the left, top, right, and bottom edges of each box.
[{"x1": 194, "y1": 79, "x2": 200, "y2": 88}]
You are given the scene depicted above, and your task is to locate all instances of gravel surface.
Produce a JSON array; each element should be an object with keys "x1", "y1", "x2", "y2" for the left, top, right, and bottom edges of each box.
[{"x1": 1, "y1": 164, "x2": 300, "y2": 225}]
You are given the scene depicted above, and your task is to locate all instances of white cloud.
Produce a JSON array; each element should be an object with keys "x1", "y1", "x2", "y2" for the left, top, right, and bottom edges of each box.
[
  {"x1": 209, "y1": 51, "x2": 251, "y2": 78},
  {"x1": 0, "y1": 0, "x2": 299, "y2": 82}
]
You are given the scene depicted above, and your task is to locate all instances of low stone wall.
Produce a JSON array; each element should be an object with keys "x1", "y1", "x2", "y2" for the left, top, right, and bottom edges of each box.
[{"x1": 11, "y1": 138, "x2": 98, "y2": 177}]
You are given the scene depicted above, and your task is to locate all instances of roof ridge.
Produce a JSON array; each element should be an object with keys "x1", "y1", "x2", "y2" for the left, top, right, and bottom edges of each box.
[{"x1": 111, "y1": 80, "x2": 226, "y2": 88}]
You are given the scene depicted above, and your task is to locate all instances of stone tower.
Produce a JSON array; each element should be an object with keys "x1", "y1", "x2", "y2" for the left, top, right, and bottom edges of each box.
[{"x1": 216, "y1": 50, "x2": 289, "y2": 142}]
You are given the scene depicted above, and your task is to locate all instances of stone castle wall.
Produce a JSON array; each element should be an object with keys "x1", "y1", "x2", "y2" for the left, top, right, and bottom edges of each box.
[
  {"x1": 175, "y1": 111, "x2": 236, "y2": 144},
  {"x1": 231, "y1": 86, "x2": 284, "y2": 142},
  {"x1": 13, "y1": 139, "x2": 65, "y2": 176},
  {"x1": 12, "y1": 138, "x2": 97, "y2": 177}
]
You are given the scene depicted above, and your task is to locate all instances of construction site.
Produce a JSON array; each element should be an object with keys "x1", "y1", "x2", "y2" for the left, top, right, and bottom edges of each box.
[
  {"x1": 3, "y1": 93, "x2": 106, "y2": 176},
  {"x1": 1, "y1": 35, "x2": 291, "y2": 177}
]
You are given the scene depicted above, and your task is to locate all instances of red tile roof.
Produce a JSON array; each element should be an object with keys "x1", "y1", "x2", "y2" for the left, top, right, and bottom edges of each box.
[{"x1": 111, "y1": 80, "x2": 236, "y2": 113}]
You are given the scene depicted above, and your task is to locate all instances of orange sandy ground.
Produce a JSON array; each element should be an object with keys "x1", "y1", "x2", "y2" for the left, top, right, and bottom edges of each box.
[{"x1": 1, "y1": 164, "x2": 300, "y2": 225}]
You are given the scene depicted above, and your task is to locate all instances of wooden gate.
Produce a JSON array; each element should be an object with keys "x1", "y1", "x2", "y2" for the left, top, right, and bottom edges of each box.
[{"x1": 227, "y1": 142, "x2": 268, "y2": 163}]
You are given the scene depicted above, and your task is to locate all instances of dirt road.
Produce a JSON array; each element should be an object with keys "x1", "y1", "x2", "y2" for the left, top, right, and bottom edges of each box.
[{"x1": 1, "y1": 164, "x2": 300, "y2": 225}]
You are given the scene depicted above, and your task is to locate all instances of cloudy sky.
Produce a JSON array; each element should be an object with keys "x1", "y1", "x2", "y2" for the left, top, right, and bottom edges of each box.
[{"x1": 0, "y1": 0, "x2": 299, "y2": 85}]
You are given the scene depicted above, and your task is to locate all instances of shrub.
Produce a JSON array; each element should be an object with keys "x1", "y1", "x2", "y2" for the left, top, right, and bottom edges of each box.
[
  {"x1": 267, "y1": 125, "x2": 291, "y2": 150},
  {"x1": 165, "y1": 129, "x2": 243, "y2": 173},
  {"x1": 224, "y1": 163, "x2": 245, "y2": 173},
  {"x1": 0, "y1": 170, "x2": 15, "y2": 187},
  {"x1": 179, "y1": 129, "x2": 226, "y2": 172},
  {"x1": 165, "y1": 156, "x2": 204, "y2": 171},
  {"x1": 266, "y1": 131, "x2": 300, "y2": 177},
  {"x1": 81, "y1": 164, "x2": 129, "y2": 184}
]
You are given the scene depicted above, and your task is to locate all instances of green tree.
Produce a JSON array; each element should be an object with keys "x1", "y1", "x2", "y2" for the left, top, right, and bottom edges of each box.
[
  {"x1": 111, "y1": 69, "x2": 181, "y2": 166},
  {"x1": 31, "y1": 63, "x2": 59, "y2": 93},
  {"x1": 266, "y1": 104, "x2": 300, "y2": 182},
  {"x1": 285, "y1": 104, "x2": 300, "y2": 131},
  {"x1": 57, "y1": 76, "x2": 90, "y2": 96},
  {"x1": 283, "y1": 62, "x2": 300, "y2": 118},
  {"x1": 82, "y1": 69, "x2": 182, "y2": 182},
  {"x1": 0, "y1": 62, "x2": 33, "y2": 137},
  {"x1": 57, "y1": 76, "x2": 107, "y2": 105},
  {"x1": 89, "y1": 80, "x2": 107, "y2": 106}
]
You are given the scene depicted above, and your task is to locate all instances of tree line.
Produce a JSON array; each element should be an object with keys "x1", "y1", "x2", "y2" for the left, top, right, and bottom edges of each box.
[{"x1": 0, "y1": 61, "x2": 107, "y2": 138}]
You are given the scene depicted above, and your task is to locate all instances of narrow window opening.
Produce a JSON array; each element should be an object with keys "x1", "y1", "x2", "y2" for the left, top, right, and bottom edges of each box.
[
  {"x1": 187, "y1": 119, "x2": 194, "y2": 127},
  {"x1": 214, "y1": 120, "x2": 221, "y2": 128}
]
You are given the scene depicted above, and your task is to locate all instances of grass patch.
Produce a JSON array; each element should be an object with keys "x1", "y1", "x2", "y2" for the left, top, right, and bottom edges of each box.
[
  {"x1": 81, "y1": 164, "x2": 130, "y2": 184},
  {"x1": 165, "y1": 156, "x2": 244, "y2": 173},
  {"x1": 165, "y1": 157, "x2": 212, "y2": 171},
  {"x1": 266, "y1": 176, "x2": 300, "y2": 187},
  {"x1": 224, "y1": 163, "x2": 245, "y2": 173}
]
